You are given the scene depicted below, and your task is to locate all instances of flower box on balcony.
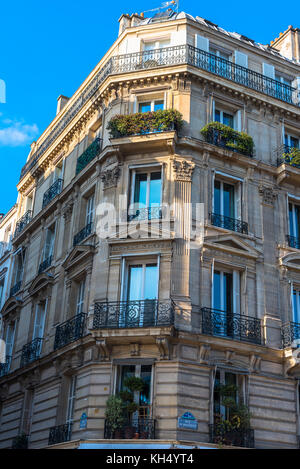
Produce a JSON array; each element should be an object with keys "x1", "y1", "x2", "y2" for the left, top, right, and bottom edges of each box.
[
  {"x1": 200, "y1": 122, "x2": 254, "y2": 157},
  {"x1": 107, "y1": 109, "x2": 183, "y2": 139}
]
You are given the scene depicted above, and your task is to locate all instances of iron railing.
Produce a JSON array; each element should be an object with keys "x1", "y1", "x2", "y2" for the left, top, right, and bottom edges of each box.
[
  {"x1": 127, "y1": 206, "x2": 163, "y2": 221},
  {"x1": 14, "y1": 210, "x2": 32, "y2": 237},
  {"x1": 11, "y1": 433, "x2": 29, "y2": 449},
  {"x1": 73, "y1": 222, "x2": 93, "y2": 246},
  {"x1": 209, "y1": 423, "x2": 254, "y2": 448},
  {"x1": 20, "y1": 338, "x2": 43, "y2": 368},
  {"x1": 75, "y1": 138, "x2": 102, "y2": 175},
  {"x1": 202, "y1": 126, "x2": 254, "y2": 157},
  {"x1": 276, "y1": 144, "x2": 300, "y2": 169},
  {"x1": 10, "y1": 281, "x2": 22, "y2": 297},
  {"x1": 54, "y1": 313, "x2": 86, "y2": 351},
  {"x1": 0, "y1": 355, "x2": 11, "y2": 378},
  {"x1": 281, "y1": 321, "x2": 300, "y2": 348},
  {"x1": 19, "y1": 45, "x2": 298, "y2": 182},
  {"x1": 48, "y1": 423, "x2": 72, "y2": 446},
  {"x1": 210, "y1": 212, "x2": 248, "y2": 234},
  {"x1": 104, "y1": 418, "x2": 156, "y2": 439},
  {"x1": 93, "y1": 299, "x2": 174, "y2": 329},
  {"x1": 38, "y1": 255, "x2": 52, "y2": 274},
  {"x1": 287, "y1": 235, "x2": 300, "y2": 249},
  {"x1": 42, "y1": 179, "x2": 63, "y2": 208},
  {"x1": 201, "y1": 307, "x2": 262, "y2": 345}
]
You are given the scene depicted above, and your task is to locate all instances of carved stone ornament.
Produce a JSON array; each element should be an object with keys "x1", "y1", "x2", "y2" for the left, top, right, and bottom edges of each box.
[
  {"x1": 100, "y1": 165, "x2": 121, "y2": 189},
  {"x1": 258, "y1": 186, "x2": 277, "y2": 206},
  {"x1": 173, "y1": 159, "x2": 195, "y2": 182}
]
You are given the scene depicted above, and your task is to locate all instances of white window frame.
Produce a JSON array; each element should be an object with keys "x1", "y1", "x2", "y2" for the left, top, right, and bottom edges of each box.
[
  {"x1": 76, "y1": 279, "x2": 86, "y2": 315},
  {"x1": 66, "y1": 375, "x2": 77, "y2": 425},
  {"x1": 129, "y1": 167, "x2": 163, "y2": 208},
  {"x1": 42, "y1": 224, "x2": 56, "y2": 261},
  {"x1": 33, "y1": 300, "x2": 47, "y2": 340},
  {"x1": 86, "y1": 194, "x2": 95, "y2": 227},
  {"x1": 138, "y1": 98, "x2": 165, "y2": 113}
]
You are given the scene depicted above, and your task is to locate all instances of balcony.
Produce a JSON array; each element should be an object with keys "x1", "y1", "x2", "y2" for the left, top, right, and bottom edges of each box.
[
  {"x1": 10, "y1": 281, "x2": 22, "y2": 297},
  {"x1": 201, "y1": 123, "x2": 254, "y2": 158},
  {"x1": 54, "y1": 313, "x2": 86, "y2": 351},
  {"x1": 127, "y1": 206, "x2": 163, "y2": 222},
  {"x1": 210, "y1": 213, "x2": 248, "y2": 235},
  {"x1": 48, "y1": 423, "x2": 72, "y2": 446},
  {"x1": 14, "y1": 210, "x2": 32, "y2": 237},
  {"x1": 11, "y1": 433, "x2": 29, "y2": 449},
  {"x1": 281, "y1": 322, "x2": 300, "y2": 348},
  {"x1": 209, "y1": 423, "x2": 254, "y2": 448},
  {"x1": 93, "y1": 300, "x2": 174, "y2": 329},
  {"x1": 0, "y1": 355, "x2": 11, "y2": 378},
  {"x1": 287, "y1": 235, "x2": 300, "y2": 249},
  {"x1": 277, "y1": 145, "x2": 300, "y2": 169},
  {"x1": 42, "y1": 179, "x2": 63, "y2": 209},
  {"x1": 73, "y1": 222, "x2": 93, "y2": 246},
  {"x1": 20, "y1": 338, "x2": 43, "y2": 367},
  {"x1": 20, "y1": 45, "x2": 298, "y2": 182},
  {"x1": 201, "y1": 307, "x2": 262, "y2": 345},
  {"x1": 104, "y1": 418, "x2": 155, "y2": 440},
  {"x1": 38, "y1": 255, "x2": 52, "y2": 274},
  {"x1": 75, "y1": 138, "x2": 102, "y2": 176}
]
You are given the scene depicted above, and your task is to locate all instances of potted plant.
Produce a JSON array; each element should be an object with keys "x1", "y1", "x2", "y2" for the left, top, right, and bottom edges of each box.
[
  {"x1": 105, "y1": 395, "x2": 125, "y2": 439},
  {"x1": 119, "y1": 376, "x2": 145, "y2": 439}
]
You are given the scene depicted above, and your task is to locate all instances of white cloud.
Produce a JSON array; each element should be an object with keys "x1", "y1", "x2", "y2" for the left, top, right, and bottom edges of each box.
[{"x1": 0, "y1": 121, "x2": 39, "y2": 147}]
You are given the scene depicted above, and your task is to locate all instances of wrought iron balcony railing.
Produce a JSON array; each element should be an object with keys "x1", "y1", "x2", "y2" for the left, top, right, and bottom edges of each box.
[
  {"x1": 10, "y1": 281, "x2": 22, "y2": 297},
  {"x1": 19, "y1": 45, "x2": 299, "y2": 182},
  {"x1": 202, "y1": 126, "x2": 254, "y2": 157},
  {"x1": 0, "y1": 355, "x2": 11, "y2": 378},
  {"x1": 210, "y1": 212, "x2": 248, "y2": 234},
  {"x1": 281, "y1": 321, "x2": 300, "y2": 348},
  {"x1": 48, "y1": 423, "x2": 72, "y2": 446},
  {"x1": 14, "y1": 210, "x2": 32, "y2": 237},
  {"x1": 20, "y1": 338, "x2": 43, "y2": 368},
  {"x1": 201, "y1": 307, "x2": 262, "y2": 345},
  {"x1": 42, "y1": 179, "x2": 63, "y2": 209},
  {"x1": 93, "y1": 299, "x2": 174, "y2": 329},
  {"x1": 287, "y1": 235, "x2": 300, "y2": 249},
  {"x1": 276, "y1": 144, "x2": 300, "y2": 169},
  {"x1": 104, "y1": 418, "x2": 156, "y2": 440},
  {"x1": 75, "y1": 138, "x2": 102, "y2": 175},
  {"x1": 73, "y1": 222, "x2": 93, "y2": 246},
  {"x1": 209, "y1": 423, "x2": 254, "y2": 448},
  {"x1": 127, "y1": 206, "x2": 163, "y2": 222},
  {"x1": 54, "y1": 313, "x2": 86, "y2": 351},
  {"x1": 38, "y1": 255, "x2": 52, "y2": 274}
]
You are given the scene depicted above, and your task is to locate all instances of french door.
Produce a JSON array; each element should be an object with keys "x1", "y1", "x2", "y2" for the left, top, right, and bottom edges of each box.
[{"x1": 212, "y1": 270, "x2": 240, "y2": 338}]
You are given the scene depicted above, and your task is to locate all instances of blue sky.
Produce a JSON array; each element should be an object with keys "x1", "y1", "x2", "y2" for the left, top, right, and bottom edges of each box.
[{"x1": 0, "y1": 0, "x2": 296, "y2": 214}]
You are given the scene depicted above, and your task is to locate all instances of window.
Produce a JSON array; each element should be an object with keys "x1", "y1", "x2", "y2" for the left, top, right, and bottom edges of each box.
[
  {"x1": 209, "y1": 47, "x2": 231, "y2": 61},
  {"x1": 5, "y1": 321, "x2": 16, "y2": 367},
  {"x1": 212, "y1": 177, "x2": 246, "y2": 233},
  {"x1": 275, "y1": 73, "x2": 292, "y2": 87},
  {"x1": 292, "y1": 288, "x2": 300, "y2": 324},
  {"x1": 118, "y1": 364, "x2": 152, "y2": 417},
  {"x1": 142, "y1": 40, "x2": 170, "y2": 65},
  {"x1": 53, "y1": 160, "x2": 64, "y2": 182},
  {"x1": 66, "y1": 375, "x2": 77, "y2": 427},
  {"x1": 0, "y1": 278, "x2": 4, "y2": 308},
  {"x1": 214, "y1": 180, "x2": 235, "y2": 219},
  {"x1": 215, "y1": 109, "x2": 234, "y2": 128},
  {"x1": 289, "y1": 202, "x2": 300, "y2": 241},
  {"x1": 42, "y1": 225, "x2": 55, "y2": 262},
  {"x1": 143, "y1": 39, "x2": 170, "y2": 52},
  {"x1": 285, "y1": 134, "x2": 300, "y2": 149},
  {"x1": 138, "y1": 99, "x2": 164, "y2": 113},
  {"x1": 214, "y1": 370, "x2": 239, "y2": 420},
  {"x1": 33, "y1": 301, "x2": 46, "y2": 341},
  {"x1": 86, "y1": 194, "x2": 95, "y2": 227},
  {"x1": 76, "y1": 279, "x2": 85, "y2": 314},
  {"x1": 11, "y1": 249, "x2": 25, "y2": 291},
  {"x1": 129, "y1": 168, "x2": 162, "y2": 220}
]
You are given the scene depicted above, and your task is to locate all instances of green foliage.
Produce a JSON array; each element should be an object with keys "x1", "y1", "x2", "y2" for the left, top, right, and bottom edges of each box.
[
  {"x1": 123, "y1": 376, "x2": 145, "y2": 393},
  {"x1": 107, "y1": 109, "x2": 183, "y2": 138},
  {"x1": 105, "y1": 395, "x2": 125, "y2": 433},
  {"x1": 282, "y1": 147, "x2": 300, "y2": 166},
  {"x1": 200, "y1": 121, "x2": 254, "y2": 157}
]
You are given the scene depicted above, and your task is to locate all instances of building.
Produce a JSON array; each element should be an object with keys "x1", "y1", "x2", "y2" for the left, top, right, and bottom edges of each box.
[{"x1": 0, "y1": 9, "x2": 300, "y2": 450}]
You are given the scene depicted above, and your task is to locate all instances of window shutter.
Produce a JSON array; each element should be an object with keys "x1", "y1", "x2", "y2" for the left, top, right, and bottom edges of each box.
[
  {"x1": 234, "y1": 110, "x2": 242, "y2": 132},
  {"x1": 211, "y1": 259, "x2": 215, "y2": 308},
  {"x1": 86, "y1": 195, "x2": 95, "y2": 226},
  {"x1": 66, "y1": 376, "x2": 77, "y2": 424},
  {"x1": 235, "y1": 181, "x2": 242, "y2": 221},
  {"x1": 171, "y1": 30, "x2": 187, "y2": 46},
  {"x1": 233, "y1": 270, "x2": 241, "y2": 315},
  {"x1": 126, "y1": 35, "x2": 140, "y2": 53},
  {"x1": 33, "y1": 303, "x2": 46, "y2": 339},
  {"x1": 195, "y1": 34, "x2": 209, "y2": 52},
  {"x1": 262, "y1": 63, "x2": 275, "y2": 80},
  {"x1": 292, "y1": 77, "x2": 300, "y2": 105},
  {"x1": 234, "y1": 51, "x2": 248, "y2": 68},
  {"x1": 6, "y1": 323, "x2": 16, "y2": 356}
]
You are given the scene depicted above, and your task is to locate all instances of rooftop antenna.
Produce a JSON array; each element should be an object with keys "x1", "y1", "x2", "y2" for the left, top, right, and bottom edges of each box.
[{"x1": 143, "y1": 0, "x2": 179, "y2": 16}]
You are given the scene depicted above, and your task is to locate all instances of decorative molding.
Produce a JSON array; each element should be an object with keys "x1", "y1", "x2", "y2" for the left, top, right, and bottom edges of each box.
[
  {"x1": 100, "y1": 165, "x2": 121, "y2": 189},
  {"x1": 258, "y1": 186, "x2": 278, "y2": 206},
  {"x1": 173, "y1": 159, "x2": 195, "y2": 182},
  {"x1": 130, "y1": 343, "x2": 140, "y2": 357},
  {"x1": 62, "y1": 201, "x2": 74, "y2": 221},
  {"x1": 198, "y1": 344, "x2": 210, "y2": 364},
  {"x1": 95, "y1": 338, "x2": 110, "y2": 361},
  {"x1": 156, "y1": 337, "x2": 170, "y2": 360},
  {"x1": 249, "y1": 354, "x2": 261, "y2": 373}
]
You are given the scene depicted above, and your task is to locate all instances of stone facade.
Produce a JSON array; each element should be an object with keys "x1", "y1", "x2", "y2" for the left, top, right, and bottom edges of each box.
[{"x1": 0, "y1": 11, "x2": 300, "y2": 449}]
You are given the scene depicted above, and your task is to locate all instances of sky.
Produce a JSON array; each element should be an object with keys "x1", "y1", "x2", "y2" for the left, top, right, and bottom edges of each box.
[{"x1": 0, "y1": 0, "x2": 297, "y2": 214}]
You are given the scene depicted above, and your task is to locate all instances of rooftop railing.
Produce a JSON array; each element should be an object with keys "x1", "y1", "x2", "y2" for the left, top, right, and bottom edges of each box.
[{"x1": 19, "y1": 45, "x2": 298, "y2": 181}]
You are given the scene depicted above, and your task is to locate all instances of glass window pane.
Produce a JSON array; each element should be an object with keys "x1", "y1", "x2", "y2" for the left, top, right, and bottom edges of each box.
[
  {"x1": 291, "y1": 137, "x2": 299, "y2": 149},
  {"x1": 214, "y1": 180, "x2": 221, "y2": 214},
  {"x1": 149, "y1": 172, "x2": 161, "y2": 206},
  {"x1": 139, "y1": 102, "x2": 151, "y2": 113},
  {"x1": 134, "y1": 174, "x2": 147, "y2": 205},
  {"x1": 213, "y1": 271, "x2": 221, "y2": 310},
  {"x1": 128, "y1": 266, "x2": 143, "y2": 301},
  {"x1": 215, "y1": 109, "x2": 221, "y2": 122},
  {"x1": 140, "y1": 365, "x2": 152, "y2": 406},
  {"x1": 120, "y1": 365, "x2": 135, "y2": 392},
  {"x1": 224, "y1": 272, "x2": 233, "y2": 312},
  {"x1": 223, "y1": 112, "x2": 234, "y2": 128},
  {"x1": 144, "y1": 264, "x2": 158, "y2": 299},
  {"x1": 154, "y1": 100, "x2": 164, "y2": 111},
  {"x1": 223, "y1": 183, "x2": 235, "y2": 218}
]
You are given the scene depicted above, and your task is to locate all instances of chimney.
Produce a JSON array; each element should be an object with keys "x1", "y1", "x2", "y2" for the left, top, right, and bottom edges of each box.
[
  {"x1": 118, "y1": 14, "x2": 131, "y2": 36},
  {"x1": 56, "y1": 95, "x2": 69, "y2": 115},
  {"x1": 270, "y1": 25, "x2": 300, "y2": 61},
  {"x1": 130, "y1": 13, "x2": 145, "y2": 28}
]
